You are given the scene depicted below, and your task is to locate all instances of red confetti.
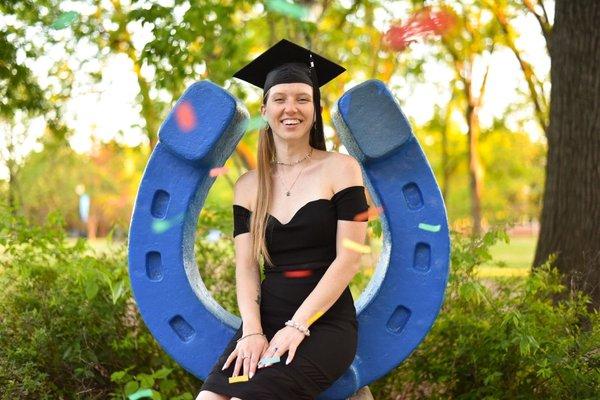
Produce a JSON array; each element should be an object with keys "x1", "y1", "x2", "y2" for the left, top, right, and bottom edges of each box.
[
  {"x1": 209, "y1": 166, "x2": 229, "y2": 177},
  {"x1": 383, "y1": 8, "x2": 455, "y2": 52},
  {"x1": 175, "y1": 101, "x2": 197, "y2": 132},
  {"x1": 283, "y1": 269, "x2": 314, "y2": 278},
  {"x1": 353, "y1": 206, "x2": 384, "y2": 222}
]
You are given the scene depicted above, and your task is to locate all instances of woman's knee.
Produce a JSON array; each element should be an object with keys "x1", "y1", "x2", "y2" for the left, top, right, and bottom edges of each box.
[{"x1": 195, "y1": 390, "x2": 229, "y2": 400}]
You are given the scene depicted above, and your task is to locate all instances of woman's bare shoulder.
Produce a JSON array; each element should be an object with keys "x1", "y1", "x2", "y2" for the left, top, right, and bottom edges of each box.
[
  {"x1": 323, "y1": 151, "x2": 364, "y2": 193},
  {"x1": 234, "y1": 169, "x2": 258, "y2": 210}
]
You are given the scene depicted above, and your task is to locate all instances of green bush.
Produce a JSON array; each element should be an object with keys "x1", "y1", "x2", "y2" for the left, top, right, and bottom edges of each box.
[
  {"x1": 0, "y1": 207, "x2": 200, "y2": 399},
  {"x1": 369, "y1": 229, "x2": 600, "y2": 400},
  {"x1": 1, "y1": 203, "x2": 598, "y2": 399}
]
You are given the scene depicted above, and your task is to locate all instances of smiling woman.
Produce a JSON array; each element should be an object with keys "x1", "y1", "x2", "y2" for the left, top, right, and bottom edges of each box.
[{"x1": 196, "y1": 39, "x2": 369, "y2": 400}]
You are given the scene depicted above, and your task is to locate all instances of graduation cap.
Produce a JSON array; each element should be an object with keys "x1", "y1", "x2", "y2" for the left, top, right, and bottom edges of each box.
[{"x1": 233, "y1": 39, "x2": 346, "y2": 137}]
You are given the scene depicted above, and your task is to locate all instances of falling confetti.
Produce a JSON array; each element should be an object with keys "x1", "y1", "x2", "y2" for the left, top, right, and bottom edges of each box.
[
  {"x1": 265, "y1": 0, "x2": 310, "y2": 21},
  {"x1": 152, "y1": 213, "x2": 185, "y2": 234},
  {"x1": 175, "y1": 101, "x2": 197, "y2": 132},
  {"x1": 258, "y1": 355, "x2": 281, "y2": 367},
  {"x1": 383, "y1": 8, "x2": 455, "y2": 52},
  {"x1": 283, "y1": 269, "x2": 314, "y2": 278},
  {"x1": 418, "y1": 223, "x2": 441, "y2": 232},
  {"x1": 342, "y1": 238, "x2": 371, "y2": 254},
  {"x1": 307, "y1": 310, "x2": 324, "y2": 325},
  {"x1": 51, "y1": 11, "x2": 79, "y2": 30},
  {"x1": 128, "y1": 389, "x2": 153, "y2": 400},
  {"x1": 209, "y1": 166, "x2": 229, "y2": 177},
  {"x1": 353, "y1": 206, "x2": 384, "y2": 222},
  {"x1": 246, "y1": 115, "x2": 268, "y2": 132},
  {"x1": 229, "y1": 375, "x2": 249, "y2": 383}
]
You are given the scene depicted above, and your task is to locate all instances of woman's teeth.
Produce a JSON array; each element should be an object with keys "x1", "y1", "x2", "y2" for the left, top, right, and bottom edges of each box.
[{"x1": 282, "y1": 119, "x2": 301, "y2": 126}]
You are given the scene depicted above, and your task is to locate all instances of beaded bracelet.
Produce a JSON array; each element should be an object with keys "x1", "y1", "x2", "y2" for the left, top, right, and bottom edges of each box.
[
  {"x1": 236, "y1": 332, "x2": 266, "y2": 343},
  {"x1": 285, "y1": 320, "x2": 310, "y2": 336}
]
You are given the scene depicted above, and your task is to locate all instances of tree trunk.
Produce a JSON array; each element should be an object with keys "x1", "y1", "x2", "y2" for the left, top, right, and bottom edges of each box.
[
  {"x1": 533, "y1": 0, "x2": 600, "y2": 308},
  {"x1": 466, "y1": 101, "x2": 483, "y2": 236}
]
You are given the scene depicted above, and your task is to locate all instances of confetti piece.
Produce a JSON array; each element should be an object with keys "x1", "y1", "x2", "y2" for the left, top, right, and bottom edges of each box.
[
  {"x1": 265, "y1": 0, "x2": 310, "y2": 20},
  {"x1": 152, "y1": 213, "x2": 185, "y2": 234},
  {"x1": 128, "y1": 388, "x2": 153, "y2": 400},
  {"x1": 175, "y1": 101, "x2": 197, "y2": 132},
  {"x1": 383, "y1": 8, "x2": 454, "y2": 52},
  {"x1": 353, "y1": 206, "x2": 384, "y2": 222},
  {"x1": 307, "y1": 310, "x2": 324, "y2": 325},
  {"x1": 342, "y1": 238, "x2": 371, "y2": 254},
  {"x1": 283, "y1": 269, "x2": 314, "y2": 278},
  {"x1": 246, "y1": 115, "x2": 268, "y2": 132},
  {"x1": 51, "y1": 11, "x2": 79, "y2": 30},
  {"x1": 418, "y1": 223, "x2": 441, "y2": 232},
  {"x1": 209, "y1": 166, "x2": 229, "y2": 177},
  {"x1": 258, "y1": 355, "x2": 281, "y2": 367},
  {"x1": 229, "y1": 375, "x2": 249, "y2": 383}
]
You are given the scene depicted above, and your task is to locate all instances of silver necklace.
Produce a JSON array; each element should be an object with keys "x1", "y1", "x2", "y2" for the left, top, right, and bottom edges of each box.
[{"x1": 276, "y1": 147, "x2": 313, "y2": 196}]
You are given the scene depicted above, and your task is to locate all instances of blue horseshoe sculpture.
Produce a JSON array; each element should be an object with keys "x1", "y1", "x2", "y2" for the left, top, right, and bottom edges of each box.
[{"x1": 128, "y1": 79, "x2": 450, "y2": 400}]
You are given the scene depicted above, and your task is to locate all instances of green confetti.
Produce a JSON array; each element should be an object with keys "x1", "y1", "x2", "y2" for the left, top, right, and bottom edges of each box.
[
  {"x1": 418, "y1": 223, "x2": 441, "y2": 232},
  {"x1": 265, "y1": 0, "x2": 310, "y2": 20},
  {"x1": 246, "y1": 115, "x2": 268, "y2": 132},
  {"x1": 128, "y1": 388, "x2": 153, "y2": 400},
  {"x1": 152, "y1": 213, "x2": 185, "y2": 234},
  {"x1": 51, "y1": 11, "x2": 79, "y2": 30}
]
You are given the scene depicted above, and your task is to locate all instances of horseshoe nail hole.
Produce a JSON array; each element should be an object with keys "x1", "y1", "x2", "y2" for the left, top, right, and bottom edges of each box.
[
  {"x1": 413, "y1": 242, "x2": 431, "y2": 272},
  {"x1": 151, "y1": 189, "x2": 170, "y2": 218},
  {"x1": 169, "y1": 315, "x2": 196, "y2": 342},
  {"x1": 402, "y1": 182, "x2": 423, "y2": 210},
  {"x1": 386, "y1": 305, "x2": 411, "y2": 334},
  {"x1": 146, "y1": 251, "x2": 164, "y2": 281}
]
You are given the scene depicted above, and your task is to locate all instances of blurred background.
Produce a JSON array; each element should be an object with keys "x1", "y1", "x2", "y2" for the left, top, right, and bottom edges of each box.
[{"x1": 1, "y1": 1, "x2": 598, "y2": 399}]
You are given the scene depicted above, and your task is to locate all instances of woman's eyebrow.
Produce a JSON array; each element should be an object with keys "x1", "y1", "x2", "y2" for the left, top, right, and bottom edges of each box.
[{"x1": 271, "y1": 92, "x2": 312, "y2": 97}]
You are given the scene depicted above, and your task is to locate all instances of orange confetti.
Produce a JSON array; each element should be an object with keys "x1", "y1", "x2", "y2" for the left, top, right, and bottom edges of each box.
[
  {"x1": 353, "y1": 206, "x2": 384, "y2": 222},
  {"x1": 209, "y1": 166, "x2": 229, "y2": 177},
  {"x1": 175, "y1": 101, "x2": 197, "y2": 132},
  {"x1": 283, "y1": 269, "x2": 314, "y2": 278}
]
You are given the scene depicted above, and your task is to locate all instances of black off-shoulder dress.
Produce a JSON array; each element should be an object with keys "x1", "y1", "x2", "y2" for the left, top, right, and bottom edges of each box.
[{"x1": 200, "y1": 185, "x2": 369, "y2": 400}]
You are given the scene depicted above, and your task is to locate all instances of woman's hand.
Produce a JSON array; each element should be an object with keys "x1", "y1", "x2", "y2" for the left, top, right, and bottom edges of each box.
[
  {"x1": 222, "y1": 334, "x2": 269, "y2": 379},
  {"x1": 258, "y1": 326, "x2": 305, "y2": 368}
]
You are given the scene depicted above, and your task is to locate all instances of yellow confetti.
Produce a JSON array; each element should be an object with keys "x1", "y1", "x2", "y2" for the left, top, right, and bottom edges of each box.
[
  {"x1": 342, "y1": 238, "x2": 371, "y2": 254},
  {"x1": 228, "y1": 375, "x2": 249, "y2": 383},
  {"x1": 307, "y1": 310, "x2": 324, "y2": 326}
]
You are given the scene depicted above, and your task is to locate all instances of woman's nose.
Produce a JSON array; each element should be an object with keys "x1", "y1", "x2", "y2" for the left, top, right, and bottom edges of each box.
[{"x1": 283, "y1": 100, "x2": 299, "y2": 113}]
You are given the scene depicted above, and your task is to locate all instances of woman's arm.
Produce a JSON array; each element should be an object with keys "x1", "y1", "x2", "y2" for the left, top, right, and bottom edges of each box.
[
  {"x1": 293, "y1": 154, "x2": 367, "y2": 328},
  {"x1": 234, "y1": 248, "x2": 262, "y2": 335},
  {"x1": 232, "y1": 171, "x2": 263, "y2": 335},
  {"x1": 291, "y1": 217, "x2": 366, "y2": 328}
]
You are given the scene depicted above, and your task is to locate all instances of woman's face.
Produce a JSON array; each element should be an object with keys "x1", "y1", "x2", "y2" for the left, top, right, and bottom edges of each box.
[{"x1": 261, "y1": 82, "x2": 315, "y2": 138}]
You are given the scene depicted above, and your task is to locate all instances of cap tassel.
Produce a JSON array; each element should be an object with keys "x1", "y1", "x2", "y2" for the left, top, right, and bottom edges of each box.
[{"x1": 308, "y1": 53, "x2": 324, "y2": 137}]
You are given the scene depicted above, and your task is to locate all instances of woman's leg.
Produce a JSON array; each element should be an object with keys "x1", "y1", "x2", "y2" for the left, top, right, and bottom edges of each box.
[{"x1": 195, "y1": 390, "x2": 229, "y2": 400}]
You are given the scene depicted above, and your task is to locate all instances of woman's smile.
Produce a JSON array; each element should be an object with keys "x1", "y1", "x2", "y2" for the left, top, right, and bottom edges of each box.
[{"x1": 281, "y1": 118, "x2": 303, "y2": 128}]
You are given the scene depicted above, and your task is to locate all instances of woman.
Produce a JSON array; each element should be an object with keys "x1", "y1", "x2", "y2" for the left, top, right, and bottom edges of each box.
[{"x1": 197, "y1": 39, "x2": 369, "y2": 400}]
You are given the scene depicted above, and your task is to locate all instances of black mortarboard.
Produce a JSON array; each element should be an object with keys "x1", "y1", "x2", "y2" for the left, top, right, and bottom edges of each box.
[{"x1": 233, "y1": 39, "x2": 345, "y2": 136}]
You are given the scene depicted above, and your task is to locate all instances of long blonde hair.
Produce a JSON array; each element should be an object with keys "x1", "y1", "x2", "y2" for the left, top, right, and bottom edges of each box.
[{"x1": 250, "y1": 90, "x2": 327, "y2": 268}]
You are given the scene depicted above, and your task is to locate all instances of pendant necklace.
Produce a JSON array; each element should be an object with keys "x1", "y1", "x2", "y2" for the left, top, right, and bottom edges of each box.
[{"x1": 275, "y1": 147, "x2": 313, "y2": 196}]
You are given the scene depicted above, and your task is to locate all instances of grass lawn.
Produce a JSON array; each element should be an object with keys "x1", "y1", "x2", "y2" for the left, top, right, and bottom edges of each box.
[{"x1": 476, "y1": 235, "x2": 537, "y2": 278}]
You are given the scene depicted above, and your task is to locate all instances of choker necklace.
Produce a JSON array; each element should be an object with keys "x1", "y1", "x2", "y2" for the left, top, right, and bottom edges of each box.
[
  {"x1": 276, "y1": 147, "x2": 313, "y2": 196},
  {"x1": 275, "y1": 147, "x2": 314, "y2": 166}
]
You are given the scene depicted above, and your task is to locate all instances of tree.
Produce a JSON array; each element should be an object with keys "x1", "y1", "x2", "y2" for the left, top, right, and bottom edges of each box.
[
  {"x1": 533, "y1": 0, "x2": 600, "y2": 308},
  {"x1": 0, "y1": 0, "x2": 70, "y2": 215}
]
